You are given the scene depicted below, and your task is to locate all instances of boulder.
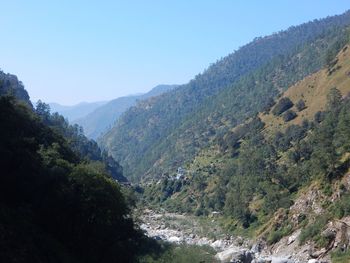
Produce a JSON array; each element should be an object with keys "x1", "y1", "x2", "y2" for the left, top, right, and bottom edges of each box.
[
  {"x1": 252, "y1": 259, "x2": 272, "y2": 263},
  {"x1": 251, "y1": 242, "x2": 262, "y2": 253},
  {"x1": 270, "y1": 258, "x2": 293, "y2": 263},
  {"x1": 230, "y1": 250, "x2": 254, "y2": 263},
  {"x1": 322, "y1": 228, "x2": 336, "y2": 240},
  {"x1": 253, "y1": 256, "x2": 293, "y2": 263},
  {"x1": 216, "y1": 247, "x2": 254, "y2": 263},
  {"x1": 168, "y1": 236, "x2": 181, "y2": 243},
  {"x1": 309, "y1": 248, "x2": 326, "y2": 258},
  {"x1": 211, "y1": 239, "x2": 225, "y2": 250},
  {"x1": 287, "y1": 230, "x2": 301, "y2": 245}
]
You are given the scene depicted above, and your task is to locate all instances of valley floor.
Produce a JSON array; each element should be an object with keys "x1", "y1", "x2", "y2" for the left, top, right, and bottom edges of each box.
[{"x1": 138, "y1": 209, "x2": 326, "y2": 263}]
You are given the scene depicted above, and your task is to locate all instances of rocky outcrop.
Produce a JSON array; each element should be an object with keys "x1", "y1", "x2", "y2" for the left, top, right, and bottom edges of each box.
[
  {"x1": 139, "y1": 209, "x2": 350, "y2": 262},
  {"x1": 216, "y1": 247, "x2": 251, "y2": 262},
  {"x1": 289, "y1": 185, "x2": 325, "y2": 226}
]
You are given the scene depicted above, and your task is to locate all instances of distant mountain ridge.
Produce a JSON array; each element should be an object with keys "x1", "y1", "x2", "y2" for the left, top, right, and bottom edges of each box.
[
  {"x1": 49, "y1": 101, "x2": 108, "y2": 121},
  {"x1": 75, "y1": 84, "x2": 178, "y2": 139}
]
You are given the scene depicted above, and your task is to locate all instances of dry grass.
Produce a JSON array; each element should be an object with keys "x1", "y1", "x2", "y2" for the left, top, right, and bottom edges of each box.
[{"x1": 261, "y1": 45, "x2": 350, "y2": 136}]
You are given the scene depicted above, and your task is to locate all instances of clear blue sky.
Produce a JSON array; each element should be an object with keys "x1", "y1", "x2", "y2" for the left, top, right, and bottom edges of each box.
[{"x1": 1, "y1": 1, "x2": 349, "y2": 105}]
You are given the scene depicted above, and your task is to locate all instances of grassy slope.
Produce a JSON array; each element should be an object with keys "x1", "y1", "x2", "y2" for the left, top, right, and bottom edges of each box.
[
  {"x1": 154, "y1": 42, "x2": 350, "y2": 220},
  {"x1": 261, "y1": 45, "x2": 350, "y2": 135}
]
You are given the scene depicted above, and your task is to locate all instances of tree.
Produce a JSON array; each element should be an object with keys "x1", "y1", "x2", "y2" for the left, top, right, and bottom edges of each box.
[
  {"x1": 0, "y1": 96, "x2": 143, "y2": 263},
  {"x1": 296, "y1": 99, "x2": 306, "y2": 111},
  {"x1": 327, "y1": 87, "x2": 342, "y2": 111},
  {"x1": 35, "y1": 100, "x2": 50, "y2": 116},
  {"x1": 272, "y1": 97, "x2": 294, "y2": 116},
  {"x1": 334, "y1": 101, "x2": 350, "y2": 154},
  {"x1": 310, "y1": 113, "x2": 338, "y2": 179},
  {"x1": 314, "y1": 111, "x2": 325, "y2": 123},
  {"x1": 283, "y1": 110, "x2": 297, "y2": 122}
]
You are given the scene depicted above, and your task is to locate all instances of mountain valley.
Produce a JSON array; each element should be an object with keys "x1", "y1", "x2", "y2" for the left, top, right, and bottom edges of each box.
[{"x1": 3, "y1": 8, "x2": 350, "y2": 263}]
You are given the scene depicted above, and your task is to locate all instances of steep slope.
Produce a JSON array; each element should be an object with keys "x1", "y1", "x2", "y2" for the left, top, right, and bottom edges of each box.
[
  {"x1": 146, "y1": 42, "x2": 350, "y2": 214},
  {"x1": 0, "y1": 72, "x2": 218, "y2": 263},
  {"x1": 261, "y1": 44, "x2": 350, "y2": 135},
  {"x1": 76, "y1": 84, "x2": 177, "y2": 139},
  {"x1": 101, "y1": 11, "x2": 350, "y2": 182},
  {"x1": 49, "y1": 101, "x2": 107, "y2": 121},
  {"x1": 141, "y1": 43, "x2": 350, "y2": 261},
  {"x1": 0, "y1": 87, "x2": 142, "y2": 262}
]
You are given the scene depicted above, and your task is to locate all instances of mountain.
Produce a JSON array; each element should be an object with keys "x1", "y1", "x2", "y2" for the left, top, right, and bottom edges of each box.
[
  {"x1": 0, "y1": 71, "x2": 215, "y2": 263},
  {"x1": 49, "y1": 100, "x2": 107, "y2": 121},
  {"x1": 100, "y1": 10, "x2": 350, "y2": 182},
  {"x1": 75, "y1": 84, "x2": 177, "y2": 139},
  {"x1": 145, "y1": 43, "x2": 350, "y2": 214},
  {"x1": 0, "y1": 70, "x2": 31, "y2": 106},
  {"x1": 141, "y1": 43, "x2": 350, "y2": 261},
  {"x1": 0, "y1": 79, "x2": 145, "y2": 262},
  {"x1": 4, "y1": 9, "x2": 350, "y2": 262}
]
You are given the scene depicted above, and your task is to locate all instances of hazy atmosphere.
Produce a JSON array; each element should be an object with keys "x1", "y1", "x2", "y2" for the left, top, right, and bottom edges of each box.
[
  {"x1": 3, "y1": 1, "x2": 350, "y2": 262},
  {"x1": 1, "y1": 0, "x2": 349, "y2": 104}
]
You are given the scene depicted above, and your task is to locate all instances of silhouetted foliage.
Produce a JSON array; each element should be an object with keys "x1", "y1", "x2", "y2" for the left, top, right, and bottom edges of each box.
[{"x1": 0, "y1": 96, "x2": 144, "y2": 263}]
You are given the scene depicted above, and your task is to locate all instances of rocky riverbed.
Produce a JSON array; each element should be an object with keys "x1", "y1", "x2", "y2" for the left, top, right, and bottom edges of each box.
[{"x1": 139, "y1": 209, "x2": 330, "y2": 263}]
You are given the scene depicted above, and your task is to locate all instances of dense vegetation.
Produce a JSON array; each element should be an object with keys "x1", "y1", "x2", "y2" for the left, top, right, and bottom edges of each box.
[
  {"x1": 142, "y1": 83, "x2": 350, "y2": 245},
  {"x1": 0, "y1": 70, "x2": 31, "y2": 105},
  {"x1": 35, "y1": 99, "x2": 128, "y2": 182},
  {"x1": 0, "y1": 75, "x2": 217, "y2": 262},
  {"x1": 0, "y1": 95, "x2": 145, "y2": 262},
  {"x1": 101, "y1": 11, "x2": 350, "y2": 182},
  {"x1": 4, "y1": 10, "x2": 350, "y2": 262}
]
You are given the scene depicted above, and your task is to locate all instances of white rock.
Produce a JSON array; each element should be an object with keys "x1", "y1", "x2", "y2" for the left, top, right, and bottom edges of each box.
[
  {"x1": 211, "y1": 239, "x2": 224, "y2": 249},
  {"x1": 215, "y1": 247, "x2": 241, "y2": 262},
  {"x1": 168, "y1": 236, "x2": 181, "y2": 243},
  {"x1": 270, "y1": 257, "x2": 294, "y2": 263},
  {"x1": 287, "y1": 230, "x2": 301, "y2": 245},
  {"x1": 308, "y1": 260, "x2": 318, "y2": 263}
]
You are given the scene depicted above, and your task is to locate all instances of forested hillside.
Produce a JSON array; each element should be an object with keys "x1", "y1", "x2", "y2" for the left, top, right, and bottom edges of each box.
[
  {"x1": 140, "y1": 41, "x2": 350, "y2": 260},
  {"x1": 0, "y1": 74, "x2": 218, "y2": 262},
  {"x1": 4, "y1": 8, "x2": 350, "y2": 262},
  {"x1": 0, "y1": 96, "x2": 143, "y2": 262},
  {"x1": 101, "y1": 11, "x2": 350, "y2": 182},
  {"x1": 76, "y1": 84, "x2": 177, "y2": 139}
]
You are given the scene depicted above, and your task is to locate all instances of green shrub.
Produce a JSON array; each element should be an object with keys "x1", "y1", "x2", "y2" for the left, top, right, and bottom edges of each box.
[
  {"x1": 331, "y1": 193, "x2": 350, "y2": 219},
  {"x1": 331, "y1": 248, "x2": 350, "y2": 263},
  {"x1": 139, "y1": 244, "x2": 218, "y2": 263},
  {"x1": 321, "y1": 181, "x2": 333, "y2": 197},
  {"x1": 267, "y1": 224, "x2": 293, "y2": 245},
  {"x1": 299, "y1": 214, "x2": 330, "y2": 245}
]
